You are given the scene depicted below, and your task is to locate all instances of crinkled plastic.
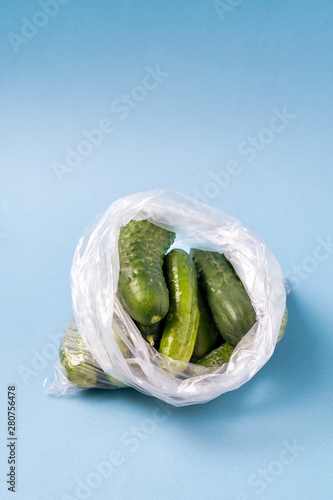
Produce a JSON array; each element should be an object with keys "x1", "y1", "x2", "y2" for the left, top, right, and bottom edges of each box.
[{"x1": 45, "y1": 189, "x2": 286, "y2": 406}]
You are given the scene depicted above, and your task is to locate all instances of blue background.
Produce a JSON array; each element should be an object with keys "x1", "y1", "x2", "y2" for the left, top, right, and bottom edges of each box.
[{"x1": 1, "y1": 1, "x2": 332, "y2": 499}]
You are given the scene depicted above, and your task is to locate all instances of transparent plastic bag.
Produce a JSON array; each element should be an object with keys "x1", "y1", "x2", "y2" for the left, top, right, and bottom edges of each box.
[
  {"x1": 45, "y1": 189, "x2": 286, "y2": 406},
  {"x1": 47, "y1": 317, "x2": 127, "y2": 395}
]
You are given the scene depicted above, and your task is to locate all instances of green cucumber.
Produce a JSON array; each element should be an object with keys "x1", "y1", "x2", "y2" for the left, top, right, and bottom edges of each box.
[
  {"x1": 197, "y1": 342, "x2": 234, "y2": 368},
  {"x1": 159, "y1": 249, "x2": 200, "y2": 363},
  {"x1": 59, "y1": 326, "x2": 98, "y2": 388},
  {"x1": 59, "y1": 320, "x2": 125, "y2": 388},
  {"x1": 135, "y1": 320, "x2": 164, "y2": 348},
  {"x1": 118, "y1": 220, "x2": 175, "y2": 325},
  {"x1": 191, "y1": 250, "x2": 256, "y2": 346},
  {"x1": 190, "y1": 285, "x2": 220, "y2": 362}
]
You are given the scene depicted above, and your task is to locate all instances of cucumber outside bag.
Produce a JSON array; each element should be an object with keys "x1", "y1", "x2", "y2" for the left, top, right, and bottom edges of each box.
[{"x1": 45, "y1": 190, "x2": 287, "y2": 406}]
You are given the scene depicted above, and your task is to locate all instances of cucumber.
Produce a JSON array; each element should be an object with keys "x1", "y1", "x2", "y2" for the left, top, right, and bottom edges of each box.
[
  {"x1": 190, "y1": 285, "x2": 220, "y2": 362},
  {"x1": 197, "y1": 342, "x2": 234, "y2": 368},
  {"x1": 277, "y1": 308, "x2": 288, "y2": 343},
  {"x1": 118, "y1": 220, "x2": 175, "y2": 325},
  {"x1": 159, "y1": 249, "x2": 200, "y2": 363},
  {"x1": 135, "y1": 319, "x2": 164, "y2": 348},
  {"x1": 191, "y1": 250, "x2": 256, "y2": 346},
  {"x1": 59, "y1": 319, "x2": 125, "y2": 388},
  {"x1": 59, "y1": 327, "x2": 98, "y2": 388},
  {"x1": 197, "y1": 308, "x2": 287, "y2": 368}
]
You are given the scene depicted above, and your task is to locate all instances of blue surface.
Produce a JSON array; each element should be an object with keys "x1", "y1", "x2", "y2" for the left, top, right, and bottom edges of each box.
[{"x1": 1, "y1": 1, "x2": 332, "y2": 499}]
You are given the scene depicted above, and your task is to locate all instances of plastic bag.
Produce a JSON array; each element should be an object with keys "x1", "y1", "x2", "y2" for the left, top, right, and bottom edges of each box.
[{"x1": 45, "y1": 189, "x2": 286, "y2": 406}]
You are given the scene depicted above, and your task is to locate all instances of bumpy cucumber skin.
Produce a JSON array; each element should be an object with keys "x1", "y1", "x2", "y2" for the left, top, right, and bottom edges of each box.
[
  {"x1": 190, "y1": 285, "x2": 220, "y2": 362},
  {"x1": 59, "y1": 321, "x2": 125, "y2": 388},
  {"x1": 159, "y1": 249, "x2": 200, "y2": 363},
  {"x1": 197, "y1": 342, "x2": 234, "y2": 368},
  {"x1": 59, "y1": 332, "x2": 98, "y2": 388},
  {"x1": 118, "y1": 220, "x2": 175, "y2": 325},
  {"x1": 191, "y1": 250, "x2": 256, "y2": 346},
  {"x1": 135, "y1": 320, "x2": 164, "y2": 348}
]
